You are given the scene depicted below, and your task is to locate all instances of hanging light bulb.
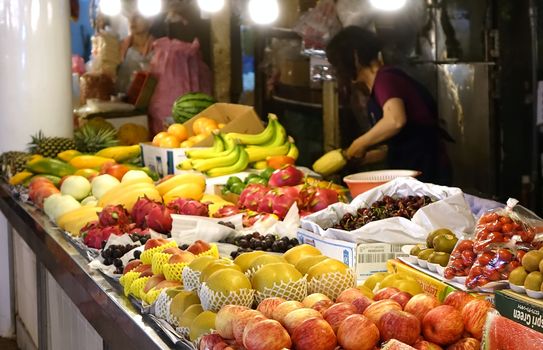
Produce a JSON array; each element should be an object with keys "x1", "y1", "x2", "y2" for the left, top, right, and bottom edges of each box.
[
  {"x1": 369, "y1": 0, "x2": 407, "y2": 11},
  {"x1": 99, "y1": 0, "x2": 122, "y2": 16},
  {"x1": 137, "y1": 0, "x2": 162, "y2": 17},
  {"x1": 248, "y1": 0, "x2": 279, "y2": 25},
  {"x1": 197, "y1": 0, "x2": 225, "y2": 13}
]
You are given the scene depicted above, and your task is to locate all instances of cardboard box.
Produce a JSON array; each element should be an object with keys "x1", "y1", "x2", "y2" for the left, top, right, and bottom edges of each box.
[
  {"x1": 140, "y1": 143, "x2": 193, "y2": 177},
  {"x1": 297, "y1": 228, "x2": 409, "y2": 281},
  {"x1": 494, "y1": 290, "x2": 543, "y2": 333}
]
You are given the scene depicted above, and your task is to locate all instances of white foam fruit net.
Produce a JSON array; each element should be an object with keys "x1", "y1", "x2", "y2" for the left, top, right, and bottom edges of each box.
[
  {"x1": 140, "y1": 241, "x2": 177, "y2": 264},
  {"x1": 182, "y1": 267, "x2": 201, "y2": 292},
  {"x1": 175, "y1": 326, "x2": 189, "y2": 339},
  {"x1": 254, "y1": 276, "x2": 308, "y2": 305},
  {"x1": 308, "y1": 269, "x2": 356, "y2": 300},
  {"x1": 154, "y1": 289, "x2": 173, "y2": 320},
  {"x1": 198, "y1": 283, "x2": 255, "y2": 312}
]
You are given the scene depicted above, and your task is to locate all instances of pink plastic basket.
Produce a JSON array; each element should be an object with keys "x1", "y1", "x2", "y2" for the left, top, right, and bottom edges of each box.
[{"x1": 343, "y1": 170, "x2": 421, "y2": 197}]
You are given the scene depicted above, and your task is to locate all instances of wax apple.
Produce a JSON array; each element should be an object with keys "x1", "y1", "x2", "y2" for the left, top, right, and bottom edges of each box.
[
  {"x1": 302, "y1": 293, "x2": 331, "y2": 308},
  {"x1": 231, "y1": 310, "x2": 265, "y2": 344},
  {"x1": 404, "y1": 294, "x2": 441, "y2": 322},
  {"x1": 312, "y1": 299, "x2": 334, "y2": 314},
  {"x1": 323, "y1": 302, "x2": 358, "y2": 333},
  {"x1": 283, "y1": 308, "x2": 323, "y2": 334},
  {"x1": 144, "y1": 238, "x2": 169, "y2": 250},
  {"x1": 163, "y1": 247, "x2": 184, "y2": 255},
  {"x1": 337, "y1": 314, "x2": 380, "y2": 350},
  {"x1": 363, "y1": 299, "x2": 402, "y2": 325},
  {"x1": 336, "y1": 288, "x2": 366, "y2": 303},
  {"x1": 143, "y1": 274, "x2": 165, "y2": 293},
  {"x1": 446, "y1": 337, "x2": 480, "y2": 350},
  {"x1": 390, "y1": 291, "x2": 412, "y2": 309},
  {"x1": 422, "y1": 305, "x2": 464, "y2": 346},
  {"x1": 352, "y1": 295, "x2": 374, "y2": 314},
  {"x1": 443, "y1": 291, "x2": 475, "y2": 311},
  {"x1": 271, "y1": 300, "x2": 303, "y2": 324},
  {"x1": 379, "y1": 310, "x2": 421, "y2": 345},
  {"x1": 153, "y1": 280, "x2": 181, "y2": 290},
  {"x1": 461, "y1": 299, "x2": 492, "y2": 340},
  {"x1": 200, "y1": 333, "x2": 227, "y2": 350},
  {"x1": 242, "y1": 319, "x2": 292, "y2": 350},
  {"x1": 216, "y1": 305, "x2": 250, "y2": 339},
  {"x1": 413, "y1": 340, "x2": 443, "y2": 350},
  {"x1": 374, "y1": 287, "x2": 401, "y2": 301},
  {"x1": 123, "y1": 259, "x2": 142, "y2": 274},
  {"x1": 291, "y1": 317, "x2": 337, "y2": 350}
]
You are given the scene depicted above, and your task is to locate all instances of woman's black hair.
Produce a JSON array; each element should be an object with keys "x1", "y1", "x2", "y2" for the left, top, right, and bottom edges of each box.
[{"x1": 326, "y1": 26, "x2": 383, "y2": 82}]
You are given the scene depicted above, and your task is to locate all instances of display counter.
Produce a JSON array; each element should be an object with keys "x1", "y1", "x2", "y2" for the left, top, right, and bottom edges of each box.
[{"x1": 0, "y1": 183, "x2": 184, "y2": 350}]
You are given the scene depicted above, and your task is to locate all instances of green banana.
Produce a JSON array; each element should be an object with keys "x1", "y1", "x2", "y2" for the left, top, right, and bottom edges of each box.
[
  {"x1": 226, "y1": 114, "x2": 277, "y2": 145},
  {"x1": 206, "y1": 148, "x2": 249, "y2": 177},
  {"x1": 184, "y1": 132, "x2": 225, "y2": 159},
  {"x1": 253, "y1": 119, "x2": 286, "y2": 147},
  {"x1": 286, "y1": 141, "x2": 299, "y2": 160},
  {"x1": 245, "y1": 140, "x2": 291, "y2": 162},
  {"x1": 191, "y1": 144, "x2": 242, "y2": 172}
]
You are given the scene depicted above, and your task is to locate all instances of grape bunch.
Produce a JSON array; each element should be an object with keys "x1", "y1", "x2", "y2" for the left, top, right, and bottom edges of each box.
[
  {"x1": 101, "y1": 244, "x2": 139, "y2": 273},
  {"x1": 220, "y1": 232, "x2": 299, "y2": 259},
  {"x1": 332, "y1": 195, "x2": 434, "y2": 231},
  {"x1": 128, "y1": 232, "x2": 151, "y2": 245}
]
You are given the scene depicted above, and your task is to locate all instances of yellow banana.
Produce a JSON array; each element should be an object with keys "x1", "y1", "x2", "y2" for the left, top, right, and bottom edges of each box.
[
  {"x1": 245, "y1": 140, "x2": 290, "y2": 163},
  {"x1": 163, "y1": 183, "x2": 204, "y2": 203},
  {"x1": 184, "y1": 132, "x2": 225, "y2": 159},
  {"x1": 191, "y1": 145, "x2": 242, "y2": 172},
  {"x1": 177, "y1": 159, "x2": 193, "y2": 170},
  {"x1": 252, "y1": 160, "x2": 268, "y2": 170},
  {"x1": 255, "y1": 119, "x2": 286, "y2": 147},
  {"x1": 69, "y1": 155, "x2": 115, "y2": 169},
  {"x1": 156, "y1": 173, "x2": 206, "y2": 196},
  {"x1": 57, "y1": 150, "x2": 82, "y2": 162},
  {"x1": 286, "y1": 141, "x2": 299, "y2": 160},
  {"x1": 95, "y1": 145, "x2": 141, "y2": 162},
  {"x1": 226, "y1": 114, "x2": 277, "y2": 145},
  {"x1": 57, "y1": 206, "x2": 102, "y2": 230},
  {"x1": 206, "y1": 148, "x2": 249, "y2": 177},
  {"x1": 186, "y1": 134, "x2": 236, "y2": 160}
]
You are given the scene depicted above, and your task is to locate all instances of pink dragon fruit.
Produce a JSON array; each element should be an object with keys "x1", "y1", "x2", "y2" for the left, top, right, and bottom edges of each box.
[
  {"x1": 100, "y1": 225, "x2": 123, "y2": 241},
  {"x1": 257, "y1": 190, "x2": 275, "y2": 213},
  {"x1": 239, "y1": 184, "x2": 269, "y2": 211},
  {"x1": 242, "y1": 212, "x2": 273, "y2": 227},
  {"x1": 301, "y1": 186, "x2": 339, "y2": 213},
  {"x1": 98, "y1": 205, "x2": 131, "y2": 227},
  {"x1": 268, "y1": 165, "x2": 304, "y2": 187},
  {"x1": 146, "y1": 206, "x2": 173, "y2": 234},
  {"x1": 131, "y1": 197, "x2": 163, "y2": 228},
  {"x1": 270, "y1": 187, "x2": 300, "y2": 219},
  {"x1": 212, "y1": 205, "x2": 243, "y2": 218},
  {"x1": 167, "y1": 198, "x2": 209, "y2": 217}
]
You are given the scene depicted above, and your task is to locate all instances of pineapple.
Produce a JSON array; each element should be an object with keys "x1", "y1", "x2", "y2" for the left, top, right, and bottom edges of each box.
[
  {"x1": 0, "y1": 151, "x2": 32, "y2": 177},
  {"x1": 74, "y1": 124, "x2": 118, "y2": 153},
  {"x1": 28, "y1": 131, "x2": 76, "y2": 158}
]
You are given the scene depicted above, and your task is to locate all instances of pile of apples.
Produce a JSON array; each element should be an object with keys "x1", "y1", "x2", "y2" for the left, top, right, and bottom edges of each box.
[{"x1": 199, "y1": 289, "x2": 493, "y2": 350}]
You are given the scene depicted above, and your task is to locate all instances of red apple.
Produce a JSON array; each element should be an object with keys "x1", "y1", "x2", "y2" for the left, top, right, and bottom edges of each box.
[
  {"x1": 363, "y1": 299, "x2": 402, "y2": 325},
  {"x1": 232, "y1": 310, "x2": 265, "y2": 344},
  {"x1": 443, "y1": 291, "x2": 475, "y2": 311},
  {"x1": 242, "y1": 319, "x2": 291, "y2": 350},
  {"x1": 352, "y1": 295, "x2": 374, "y2": 314},
  {"x1": 257, "y1": 297, "x2": 286, "y2": 318},
  {"x1": 283, "y1": 308, "x2": 322, "y2": 333},
  {"x1": 211, "y1": 342, "x2": 230, "y2": 350},
  {"x1": 104, "y1": 164, "x2": 130, "y2": 181},
  {"x1": 382, "y1": 339, "x2": 419, "y2": 349},
  {"x1": 445, "y1": 337, "x2": 480, "y2": 350},
  {"x1": 337, "y1": 314, "x2": 380, "y2": 350},
  {"x1": 302, "y1": 293, "x2": 331, "y2": 308},
  {"x1": 379, "y1": 310, "x2": 421, "y2": 345},
  {"x1": 422, "y1": 305, "x2": 464, "y2": 346},
  {"x1": 323, "y1": 302, "x2": 358, "y2": 333},
  {"x1": 461, "y1": 299, "x2": 492, "y2": 340},
  {"x1": 374, "y1": 287, "x2": 401, "y2": 301},
  {"x1": 291, "y1": 317, "x2": 337, "y2": 350},
  {"x1": 163, "y1": 247, "x2": 184, "y2": 255},
  {"x1": 200, "y1": 333, "x2": 227, "y2": 350},
  {"x1": 312, "y1": 299, "x2": 334, "y2": 314},
  {"x1": 271, "y1": 300, "x2": 303, "y2": 324},
  {"x1": 143, "y1": 274, "x2": 165, "y2": 294},
  {"x1": 144, "y1": 238, "x2": 169, "y2": 250},
  {"x1": 390, "y1": 291, "x2": 412, "y2": 309},
  {"x1": 153, "y1": 280, "x2": 181, "y2": 291},
  {"x1": 216, "y1": 305, "x2": 250, "y2": 339},
  {"x1": 123, "y1": 259, "x2": 142, "y2": 274},
  {"x1": 187, "y1": 239, "x2": 212, "y2": 255},
  {"x1": 404, "y1": 294, "x2": 441, "y2": 322},
  {"x1": 336, "y1": 288, "x2": 366, "y2": 303},
  {"x1": 168, "y1": 250, "x2": 196, "y2": 264},
  {"x1": 413, "y1": 340, "x2": 443, "y2": 350}
]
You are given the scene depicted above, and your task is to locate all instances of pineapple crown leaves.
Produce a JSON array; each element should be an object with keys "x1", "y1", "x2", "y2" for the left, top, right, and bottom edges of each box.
[{"x1": 74, "y1": 124, "x2": 119, "y2": 153}]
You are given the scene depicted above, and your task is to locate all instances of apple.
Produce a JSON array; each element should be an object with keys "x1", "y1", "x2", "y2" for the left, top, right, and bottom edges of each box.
[
  {"x1": 352, "y1": 295, "x2": 374, "y2": 314},
  {"x1": 443, "y1": 291, "x2": 475, "y2": 311},
  {"x1": 422, "y1": 305, "x2": 464, "y2": 346},
  {"x1": 379, "y1": 310, "x2": 421, "y2": 345},
  {"x1": 374, "y1": 287, "x2": 401, "y2": 301},
  {"x1": 153, "y1": 280, "x2": 181, "y2": 291},
  {"x1": 123, "y1": 259, "x2": 142, "y2": 274},
  {"x1": 216, "y1": 305, "x2": 250, "y2": 339},
  {"x1": 337, "y1": 314, "x2": 380, "y2": 350},
  {"x1": 271, "y1": 300, "x2": 303, "y2": 324},
  {"x1": 232, "y1": 310, "x2": 265, "y2": 344},
  {"x1": 336, "y1": 288, "x2": 366, "y2": 303},
  {"x1": 311, "y1": 299, "x2": 334, "y2": 314},
  {"x1": 163, "y1": 247, "x2": 184, "y2": 255},
  {"x1": 134, "y1": 264, "x2": 152, "y2": 273},
  {"x1": 363, "y1": 299, "x2": 402, "y2": 325},
  {"x1": 143, "y1": 274, "x2": 165, "y2": 294},
  {"x1": 256, "y1": 297, "x2": 286, "y2": 318},
  {"x1": 283, "y1": 308, "x2": 323, "y2": 333},
  {"x1": 242, "y1": 319, "x2": 292, "y2": 350},
  {"x1": 187, "y1": 239, "x2": 212, "y2": 255},
  {"x1": 323, "y1": 302, "x2": 357, "y2": 332},
  {"x1": 413, "y1": 340, "x2": 443, "y2": 350},
  {"x1": 302, "y1": 293, "x2": 331, "y2": 308},
  {"x1": 390, "y1": 291, "x2": 412, "y2": 309},
  {"x1": 211, "y1": 343, "x2": 231, "y2": 350},
  {"x1": 461, "y1": 299, "x2": 492, "y2": 340},
  {"x1": 291, "y1": 317, "x2": 337, "y2": 350},
  {"x1": 144, "y1": 238, "x2": 169, "y2": 250},
  {"x1": 446, "y1": 337, "x2": 480, "y2": 350},
  {"x1": 168, "y1": 250, "x2": 196, "y2": 264},
  {"x1": 404, "y1": 294, "x2": 441, "y2": 322},
  {"x1": 200, "y1": 333, "x2": 227, "y2": 350}
]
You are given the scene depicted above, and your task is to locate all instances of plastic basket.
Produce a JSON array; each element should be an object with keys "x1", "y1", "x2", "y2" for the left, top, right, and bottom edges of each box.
[{"x1": 343, "y1": 170, "x2": 421, "y2": 197}]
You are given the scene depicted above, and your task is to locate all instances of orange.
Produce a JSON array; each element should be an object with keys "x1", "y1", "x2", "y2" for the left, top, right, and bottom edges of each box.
[
  {"x1": 167, "y1": 123, "x2": 189, "y2": 141},
  {"x1": 152, "y1": 131, "x2": 169, "y2": 146},
  {"x1": 199, "y1": 120, "x2": 219, "y2": 136},
  {"x1": 158, "y1": 134, "x2": 181, "y2": 148},
  {"x1": 193, "y1": 117, "x2": 218, "y2": 135},
  {"x1": 192, "y1": 118, "x2": 207, "y2": 135}
]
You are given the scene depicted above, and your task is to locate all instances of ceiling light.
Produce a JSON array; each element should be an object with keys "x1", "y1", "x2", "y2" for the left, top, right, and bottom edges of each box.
[
  {"x1": 197, "y1": 0, "x2": 225, "y2": 13},
  {"x1": 99, "y1": 0, "x2": 121, "y2": 16},
  {"x1": 248, "y1": 0, "x2": 279, "y2": 25},
  {"x1": 370, "y1": 0, "x2": 407, "y2": 11}
]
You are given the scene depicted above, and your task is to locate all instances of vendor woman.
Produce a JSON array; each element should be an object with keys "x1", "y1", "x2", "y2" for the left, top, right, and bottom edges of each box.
[{"x1": 326, "y1": 26, "x2": 453, "y2": 185}]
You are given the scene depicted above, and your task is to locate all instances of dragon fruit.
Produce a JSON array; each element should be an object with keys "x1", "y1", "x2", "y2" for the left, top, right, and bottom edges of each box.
[
  {"x1": 167, "y1": 198, "x2": 209, "y2": 217},
  {"x1": 146, "y1": 206, "x2": 172, "y2": 234},
  {"x1": 301, "y1": 186, "x2": 339, "y2": 213},
  {"x1": 239, "y1": 184, "x2": 269, "y2": 211},
  {"x1": 270, "y1": 187, "x2": 300, "y2": 219},
  {"x1": 81, "y1": 224, "x2": 122, "y2": 249},
  {"x1": 98, "y1": 204, "x2": 130, "y2": 227},
  {"x1": 100, "y1": 225, "x2": 123, "y2": 240},
  {"x1": 131, "y1": 197, "x2": 163, "y2": 228},
  {"x1": 242, "y1": 211, "x2": 274, "y2": 227},
  {"x1": 257, "y1": 190, "x2": 275, "y2": 213},
  {"x1": 212, "y1": 205, "x2": 242, "y2": 218},
  {"x1": 268, "y1": 165, "x2": 304, "y2": 187}
]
